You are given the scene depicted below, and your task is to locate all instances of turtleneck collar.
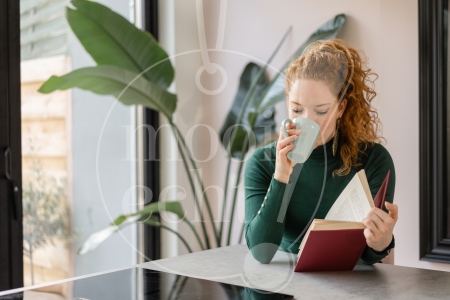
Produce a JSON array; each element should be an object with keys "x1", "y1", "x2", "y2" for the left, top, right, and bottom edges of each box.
[{"x1": 307, "y1": 137, "x2": 336, "y2": 162}]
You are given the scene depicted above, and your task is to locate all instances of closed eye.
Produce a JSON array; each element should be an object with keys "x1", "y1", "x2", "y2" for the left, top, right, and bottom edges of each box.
[
  {"x1": 291, "y1": 109, "x2": 329, "y2": 115},
  {"x1": 317, "y1": 110, "x2": 329, "y2": 115}
]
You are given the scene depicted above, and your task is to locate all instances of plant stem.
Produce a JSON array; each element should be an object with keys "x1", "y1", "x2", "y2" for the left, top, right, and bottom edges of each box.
[
  {"x1": 175, "y1": 276, "x2": 190, "y2": 299},
  {"x1": 225, "y1": 27, "x2": 292, "y2": 158},
  {"x1": 223, "y1": 28, "x2": 292, "y2": 246},
  {"x1": 219, "y1": 158, "x2": 232, "y2": 246},
  {"x1": 173, "y1": 124, "x2": 220, "y2": 246},
  {"x1": 161, "y1": 224, "x2": 193, "y2": 253},
  {"x1": 136, "y1": 210, "x2": 204, "y2": 250},
  {"x1": 168, "y1": 275, "x2": 182, "y2": 300},
  {"x1": 145, "y1": 220, "x2": 193, "y2": 253},
  {"x1": 227, "y1": 157, "x2": 247, "y2": 246},
  {"x1": 182, "y1": 219, "x2": 205, "y2": 250},
  {"x1": 29, "y1": 245, "x2": 34, "y2": 286},
  {"x1": 238, "y1": 221, "x2": 245, "y2": 244},
  {"x1": 169, "y1": 123, "x2": 211, "y2": 249}
]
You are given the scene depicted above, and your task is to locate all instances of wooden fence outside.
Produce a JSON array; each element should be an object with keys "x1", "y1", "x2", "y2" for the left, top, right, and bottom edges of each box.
[
  {"x1": 21, "y1": 0, "x2": 70, "y2": 61},
  {"x1": 21, "y1": 0, "x2": 73, "y2": 296}
]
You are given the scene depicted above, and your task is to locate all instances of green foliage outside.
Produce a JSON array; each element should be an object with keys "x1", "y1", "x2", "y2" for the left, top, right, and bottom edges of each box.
[{"x1": 23, "y1": 158, "x2": 71, "y2": 285}]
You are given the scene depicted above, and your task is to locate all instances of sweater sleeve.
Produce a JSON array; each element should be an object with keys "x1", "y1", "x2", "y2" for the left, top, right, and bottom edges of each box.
[
  {"x1": 244, "y1": 146, "x2": 293, "y2": 264},
  {"x1": 359, "y1": 144, "x2": 396, "y2": 264}
]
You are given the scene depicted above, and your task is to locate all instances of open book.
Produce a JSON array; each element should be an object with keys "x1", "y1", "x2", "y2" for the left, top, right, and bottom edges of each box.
[{"x1": 294, "y1": 169, "x2": 390, "y2": 272}]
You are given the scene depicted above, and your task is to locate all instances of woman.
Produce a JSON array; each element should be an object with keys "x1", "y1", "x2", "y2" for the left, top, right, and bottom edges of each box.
[{"x1": 244, "y1": 39, "x2": 398, "y2": 264}]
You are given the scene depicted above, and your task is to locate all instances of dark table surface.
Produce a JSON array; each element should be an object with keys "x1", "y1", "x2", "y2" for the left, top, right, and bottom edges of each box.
[
  {"x1": 0, "y1": 264, "x2": 292, "y2": 299},
  {"x1": 2, "y1": 244, "x2": 450, "y2": 299}
]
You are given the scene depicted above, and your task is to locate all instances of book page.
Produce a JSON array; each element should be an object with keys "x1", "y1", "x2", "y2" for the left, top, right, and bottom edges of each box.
[
  {"x1": 358, "y1": 170, "x2": 375, "y2": 209},
  {"x1": 325, "y1": 171, "x2": 373, "y2": 222},
  {"x1": 298, "y1": 222, "x2": 316, "y2": 258}
]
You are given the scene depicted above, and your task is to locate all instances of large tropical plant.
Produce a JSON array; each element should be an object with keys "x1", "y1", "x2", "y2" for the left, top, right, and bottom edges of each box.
[{"x1": 39, "y1": 0, "x2": 346, "y2": 254}]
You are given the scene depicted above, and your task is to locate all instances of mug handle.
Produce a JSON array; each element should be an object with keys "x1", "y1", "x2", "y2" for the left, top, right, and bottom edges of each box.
[{"x1": 281, "y1": 119, "x2": 294, "y2": 138}]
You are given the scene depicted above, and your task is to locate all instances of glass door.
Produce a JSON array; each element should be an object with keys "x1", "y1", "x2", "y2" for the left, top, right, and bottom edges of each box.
[
  {"x1": 20, "y1": 0, "x2": 72, "y2": 289},
  {"x1": 19, "y1": 0, "x2": 139, "y2": 297}
]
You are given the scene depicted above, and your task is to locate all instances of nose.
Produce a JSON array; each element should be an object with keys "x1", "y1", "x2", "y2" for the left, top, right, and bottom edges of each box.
[
  {"x1": 303, "y1": 110, "x2": 312, "y2": 119},
  {"x1": 303, "y1": 111, "x2": 319, "y2": 125}
]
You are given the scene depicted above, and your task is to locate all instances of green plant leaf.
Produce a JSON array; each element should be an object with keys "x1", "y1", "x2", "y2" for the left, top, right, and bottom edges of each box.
[
  {"x1": 67, "y1": 0, "x2": 174, "y2": 89},
  {"x1": 110, "y1": 215, "x2": 127, "y2": 226},
  {"x1": 219, "y1": 63, "x2": 272, "y2": 158},
  {"x1": 132, "y1": 201, "x2": 186, "y2": 222},
  {"x1": 218, "y1": 27, "x2": 291, "y2": 159},
  {"x1": 256, "y1": 14, "x2": 347, "y2": 114},
  {"x1": 78, "y1": 215, "x2": 140, "y2": 255},
  {"x1": 79, "y1": 201, "x2": 185, "y2": 255},
  {"x1": 143, "y1": 215, "x2": 160, "y2": 227},
  {"x1": 38, "y1": 65, "x2": 177, "y2": 120}
]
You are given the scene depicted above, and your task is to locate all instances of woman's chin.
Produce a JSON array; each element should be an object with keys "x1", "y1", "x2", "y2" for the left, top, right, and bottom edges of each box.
[
  {"x1": 315, "y1": 135, "x2": 332, "y2": 148},
  {"x1": 314, "y1": 139, "x2": 329, "y2": 149}
]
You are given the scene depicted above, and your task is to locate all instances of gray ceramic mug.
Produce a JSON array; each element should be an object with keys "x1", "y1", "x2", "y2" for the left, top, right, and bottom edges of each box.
[{"x1": 281, "y1": 117, "x2": 320, "y2": 163}]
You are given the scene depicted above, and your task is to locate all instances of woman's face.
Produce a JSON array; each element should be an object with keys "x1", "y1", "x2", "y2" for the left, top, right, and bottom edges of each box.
[{"x1": 287, "y1": 79, "x2": 347, "y2": 147}]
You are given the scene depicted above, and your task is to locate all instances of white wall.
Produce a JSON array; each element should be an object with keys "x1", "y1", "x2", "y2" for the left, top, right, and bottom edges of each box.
[
  {"x1": 167, "y1": 0, "x2": 450, "y2": 271},
  {"x1": 175, "y1": 0, "x2": 223, "y2": 254}
]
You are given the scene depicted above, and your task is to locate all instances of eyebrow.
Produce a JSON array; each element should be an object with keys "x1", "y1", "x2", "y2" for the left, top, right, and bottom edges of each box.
[{"x1": 290, "y1": 101, "x2": 332, "y2": 107}]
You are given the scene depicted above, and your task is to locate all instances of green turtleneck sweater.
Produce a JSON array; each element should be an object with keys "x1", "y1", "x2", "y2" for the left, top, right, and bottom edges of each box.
[{"x1": 244, "y1": 138, "x2": 396, "y2": 264}]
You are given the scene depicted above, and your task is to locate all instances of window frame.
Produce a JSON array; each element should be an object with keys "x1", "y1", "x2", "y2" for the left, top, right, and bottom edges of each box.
[
  {"x1": 419, "y1": 0, "x2": 450, "y2": 263},
  {"x1": 0, "y1": 0, "x2": 24, "y2": 291},
  {"x1": 142, "y1": 0, "x2": 162, "y2": 262}
]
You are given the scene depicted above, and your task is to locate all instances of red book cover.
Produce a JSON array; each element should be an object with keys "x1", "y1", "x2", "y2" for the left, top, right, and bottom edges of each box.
[
  {"x1": 294, "y1": 229, "x2": 366, "y2": 272},
  {"x1": 294, "y1": 170, "x2": 391, "y2": 272},
  {"x1": 373, "y1": 170, "x2": 390, "y2": 210}
]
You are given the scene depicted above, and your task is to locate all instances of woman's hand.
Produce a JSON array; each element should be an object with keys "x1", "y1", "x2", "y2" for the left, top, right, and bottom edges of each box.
[
  {"x1": 362, "y1": 202, "x2": 398, "y2": 252},
  {"x1": 274, "y1": 122, "x2": 301, "y2": 183}
]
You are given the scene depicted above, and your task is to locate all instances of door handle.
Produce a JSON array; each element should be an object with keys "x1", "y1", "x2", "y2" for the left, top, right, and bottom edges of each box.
[
  {"x1": 4, "y1": 147, "x2": 20, "y2": 220},
  {"x1": 4, "y1": 147, "x2": 11, "y2": 180}
]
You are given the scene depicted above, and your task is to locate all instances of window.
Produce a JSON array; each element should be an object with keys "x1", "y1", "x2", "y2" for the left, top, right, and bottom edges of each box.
[
  {"x1": 0, "y1": 0, "x2": 161, "y2": 294},
  {"x1": 419, "y1": 0, "x2": 450, "y2": 263}
]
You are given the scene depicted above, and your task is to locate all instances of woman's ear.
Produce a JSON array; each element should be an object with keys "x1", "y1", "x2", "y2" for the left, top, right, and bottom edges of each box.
[{"x1": 338, "y1": 99, "x2": 348, "y2": 117}]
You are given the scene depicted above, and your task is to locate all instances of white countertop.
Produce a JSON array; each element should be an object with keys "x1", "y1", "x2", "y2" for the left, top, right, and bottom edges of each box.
[{"x1": 143, "y1": 244, "x2": 450, "y2": 299}]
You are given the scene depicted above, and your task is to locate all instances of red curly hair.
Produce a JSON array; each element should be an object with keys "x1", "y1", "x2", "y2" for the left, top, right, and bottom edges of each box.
[{"x1": 284, "y1": 39, "x2": 383, "y2": 176}]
